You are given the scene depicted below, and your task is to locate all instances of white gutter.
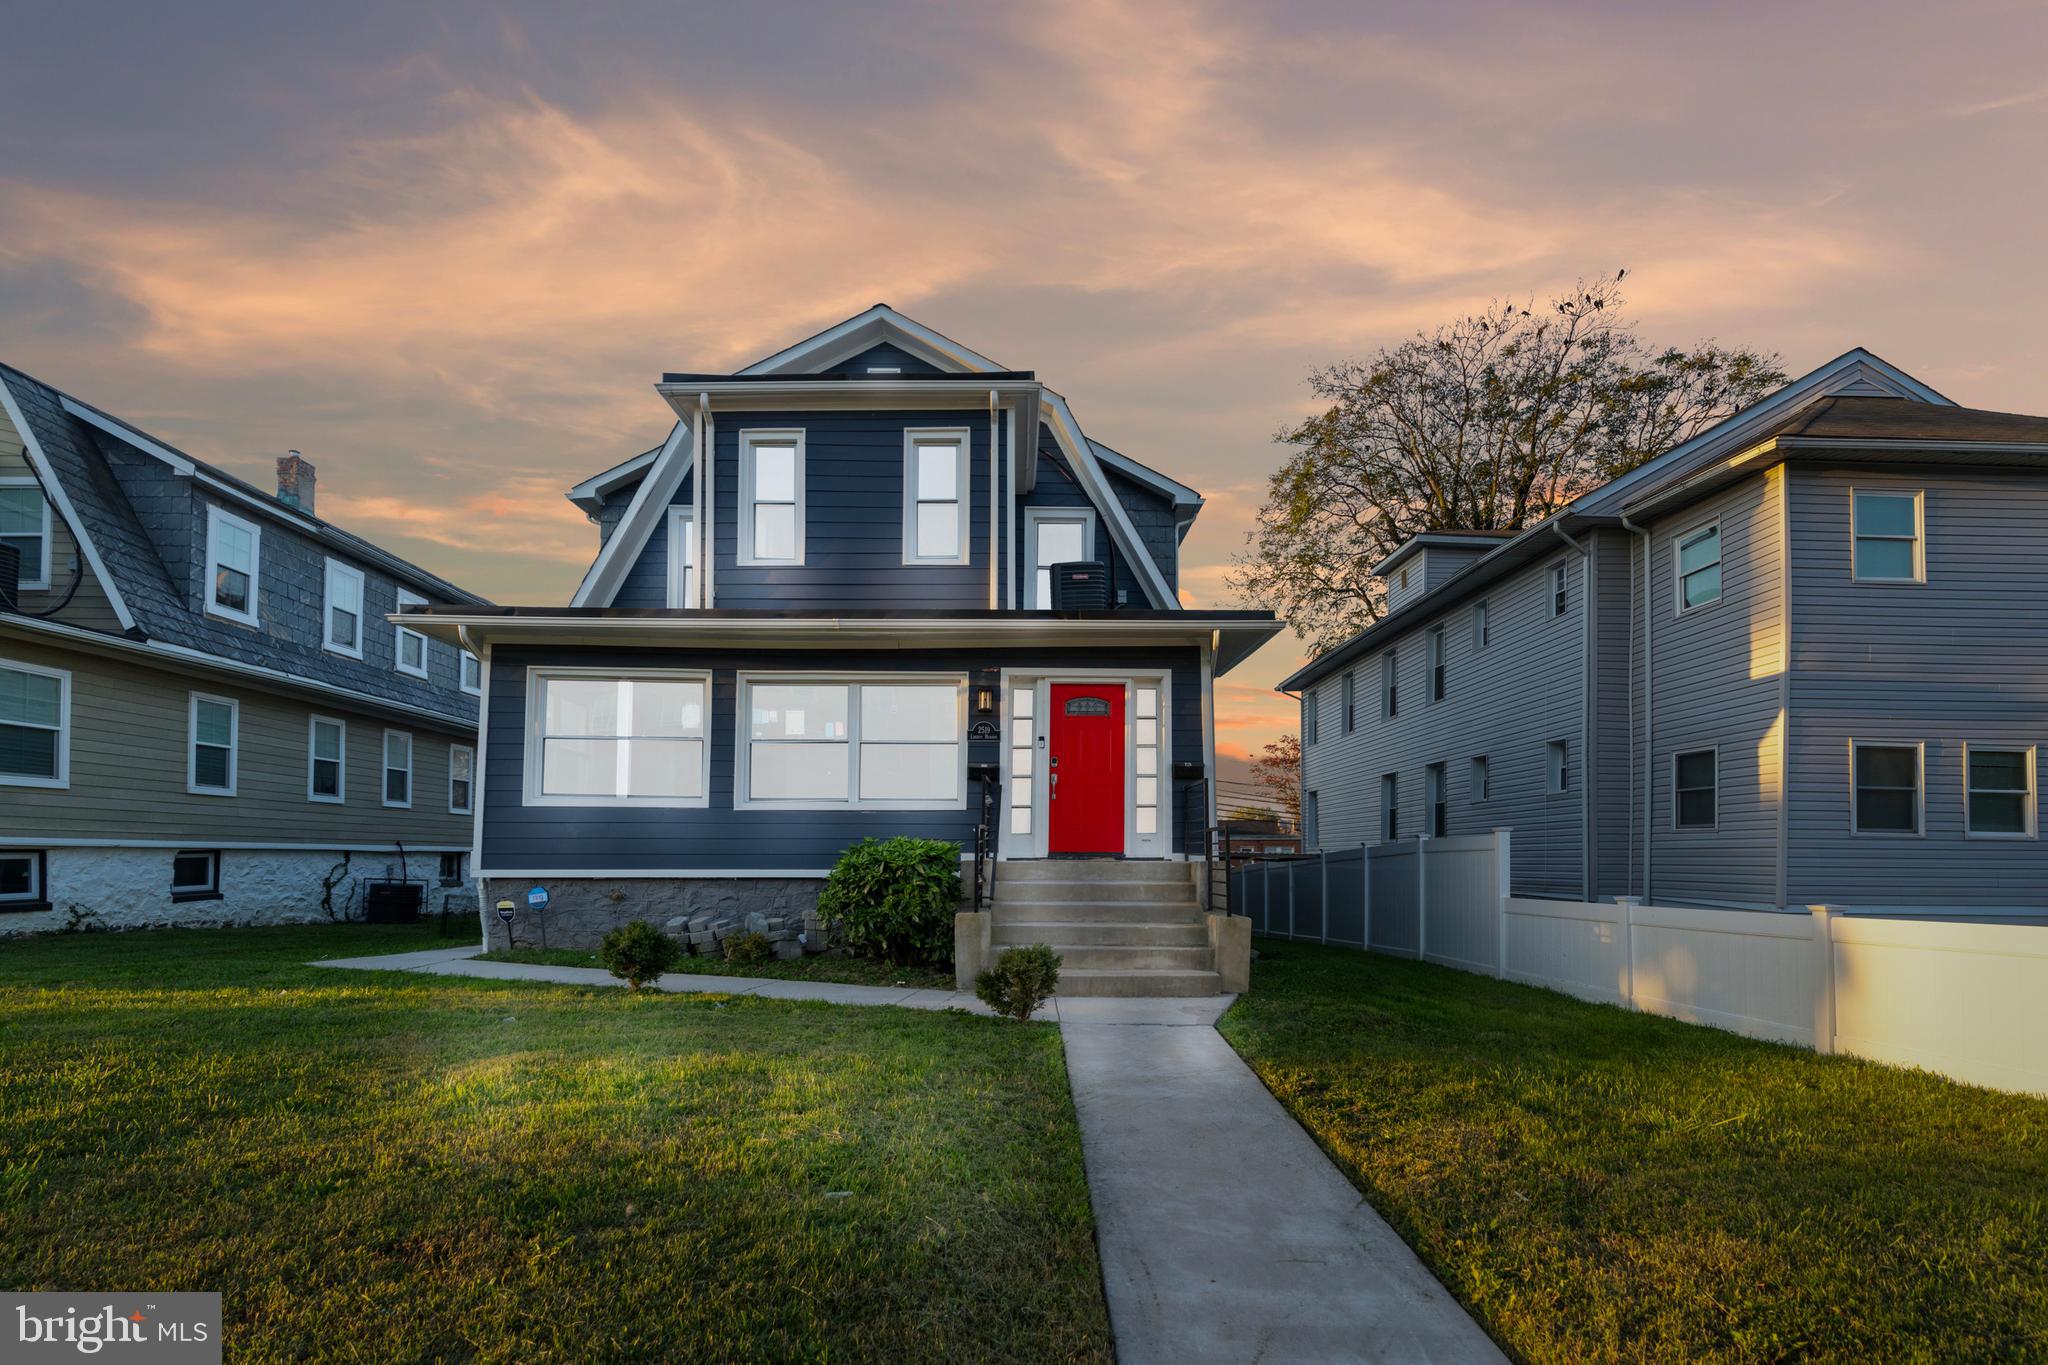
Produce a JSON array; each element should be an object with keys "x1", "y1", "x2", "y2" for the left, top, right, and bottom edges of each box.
[
  {"x1": 988, "y1": 389, "x2": 999, "y2": 609},
  {"x1": 697, "y1": 394, "x2": 711, "y2": 608},
  {"x1": 1620, "y1": 511, "x2": 1651, "y2": 903}
]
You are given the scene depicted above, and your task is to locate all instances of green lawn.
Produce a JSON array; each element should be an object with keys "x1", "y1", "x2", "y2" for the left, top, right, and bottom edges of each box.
[
  {"x1": 1219, "y1": 940, "x2": 2048, "y2": 1364},
  {"x1": 479, "y1": 945, "x2": 956, "y2": 992},
  {"x1": 0, "y1": 925, "x2": 1110, "y2": 1363}
]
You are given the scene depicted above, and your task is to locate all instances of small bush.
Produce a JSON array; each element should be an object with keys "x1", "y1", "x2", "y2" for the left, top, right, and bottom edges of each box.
[
  {"x1": 600, "y1": 919, "x2": 679, "y2": 990},
  {"x1": 817, "y1": 837, "x2": 961, "y2": 967},
  {"x1": 724, "y1": 930, "x2": 774, "y2": 964},
  {"x1": 975, "y1": 944, "x2": 1061, "y2": 1022}
]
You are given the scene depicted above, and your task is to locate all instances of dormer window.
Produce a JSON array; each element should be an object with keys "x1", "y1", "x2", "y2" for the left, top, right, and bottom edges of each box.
[
  {"x1": 323, "y1": 559, "x2": 365, "y2": 658},
  {"x1": 394, "y1": 589, "x2": 429, "y2": 678},
  {"x1": 903, "y1": 431, "x2": 969, "y2": 565},
  {"x1": 204, "y1": 505, "x2": 261, "y2": 626},
  {"x1": 739, "y1": 432, "x2": 805, "y2": 565}
]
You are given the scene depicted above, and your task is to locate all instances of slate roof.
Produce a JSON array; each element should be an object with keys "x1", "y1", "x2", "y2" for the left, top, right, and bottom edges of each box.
[{"x1": 1, "y1": 363, "x2": 485, "y2": 728}]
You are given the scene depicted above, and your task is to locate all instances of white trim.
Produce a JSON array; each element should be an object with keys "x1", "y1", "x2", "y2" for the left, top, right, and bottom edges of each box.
[
  {"x1": 394, "y1": 589, "x2": 430, "y2": 678},
  {"x1": 1040, "y1": 392, "x2": 1176, "y2": 609},
  {"x1": 322, "y1": 558, "x2": 367, "y2": 659},
  {"x1": 734, "y1": 672, "x2": 967, "y2": 811},
  {"x1": 187, "y1": 691, "x2": 239, "y2": 796},
  {"x1": 996, "y1": 667, "x2": 1174, "y2": 859},
  {"x1": 1088, "y1": 438, "x2": 1202, "y2": 508},
  {"x1": 1850, "y1": 486, "x2": 1926, "y2": 584},
  {"x1": 1849, "y1": 738, "x2": 1925, "y2": 837},
  {"x1": 170, "y1": 848, "x2": 221, "y2": 897},
  {"x1": 56, "y1": 395, "x2": 197, "y2": 474},
  {"x1": 1023, "y1": 507, "x2": 1097, "y2": 609},
  {"x1": 0, "y1": 836, "x2": 471, "y2": 852},
  {"x1": 664, "y1": 506, "x2": 697, "y2": 607},
  {"x1": 523, "y1": 667, "x2": 712, "y2": 809},
  {"x1": 459, "y1": 650, "x2": 482, "y2": 696},
  {"x1": 203, "y1": 504, "x2": 262, "y2": 627},
  {"x1": 737, "y1": 304, "x2": 1005, "y2": 376},
  {"x1": 0, "y1": 381, "x2": 136, "y2": 631},
  {"x1": 566, "y1": 445, "x2": 661, "y2": 511},
  {"x1": 737, "y1": 429, "x2": 806, "y2": 566},
  {"x1": 1671, "y1": 745, "x2": 1719, "y2": 831},
  {"x1": 1962, "y1": 742, "x2": 2036, "y2": 840},
  {"x1": 449, "y1": 742, "x2": 475, "y2": 816},
  {"x1": 570, "y1": 421, "x2": 691, "y2": 608},
  {"x1": 382, "y1": 728, "x2": 414, "y2": 809},
  {"x1": 0, "y1": 475, "x2": 53, "y2": 589},
  {"x1": 307, "y1": 714, "x2": 347, "y2": 804},
  {"x1": 901, "y1": 427, "x2": 972, "y2": 566},
  {"x1": 1005, "y1": 409, "x2": 1019, "y2": 609},
  {"x1": 0, "y1": 848, "x2": 44, "y2": 905},
  {"x1": 0, "y1": 654, "x2": 70, "y2": 788},
  {"x1": 1672, "y1": 517, "x2": 1724, "y2": 615}
]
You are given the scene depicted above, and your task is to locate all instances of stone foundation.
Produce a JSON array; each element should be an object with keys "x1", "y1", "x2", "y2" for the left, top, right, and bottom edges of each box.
[
  {"x1": 0, "y1": 847, "x2": 477, "y2": 937},
  {"x1": 479, "y1": 877, "x2": 831, "y2": 957}
]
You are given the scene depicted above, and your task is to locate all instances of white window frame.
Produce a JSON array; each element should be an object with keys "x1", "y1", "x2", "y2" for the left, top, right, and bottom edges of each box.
[
  {"x1": 523, "y1": 667, "x2": 712, "y2": 809},
  {"x1": 460, "y1": 651, "x2": 482, "y2": 696},
  {"x1": 1672, "y1": 746, "x2": 1719, "y2": 831},
  {"x1": 449, "y1": 742, "x2": 475, "y2": 815},
  {"x1": 203, "y1": 504, "x2": 261, "y2": 627},
  {"x1": 735, "y1": 672, "x2": 967, "y2": 812},
  {"x1": 187, "y1": 692, "x2": 239, "y2": 796},
  {"x1": 738, "y1": 429, "x2": 806, "y2": 566},
  {"x1": 394, "y1": 589, "x2": 430, "y2": 679},
  {"x1": 1963, "y1": 742, "x2": 2036, "y2": 840},
  {"x1": 0, "y1": 476, "x2": 53, "y2": 590},
  {"x1": 901, "y1": 428, "x2": 972, "y2": 566},
  {"x1": 664, "y1": 506, "x2": 697, "y2": 607},
  {"x1": 1551, "y1": 561, "x2": 1568, "y2": 618},
  {"x1": 1849, "y1": 739, "x2": 1924, "y2": 837},
  {"x1": 307, "y1": 714, "x2": 346, "y2": 804},
  {"x1": 0, "y1": 849, "x2": 45, "y2": 907},
  {"x1": 322, "y1": 559, "x2": 366, "y2": 659},
  {"x1": 170, "y1": 849, "x2": 220, "y2": 899},
  {"x1": 1023, "y1": 507, "x2": 1097, "y2": 610},
  {"x1": 382, "y1": 728, "x2": 414, "y2": 809},
  {"x1": 1672, "y1": 518, "x2": 1724, "y2": 614},
  {"x1": 995, "y1": 668, "x2": 1174, "y2": 859},
  {"x1": 1851, "y1": 488, "x2": 1925, "y2": 584},
  {"x1": 0, "y1": 656, "x2": 70, "y2": 789}
]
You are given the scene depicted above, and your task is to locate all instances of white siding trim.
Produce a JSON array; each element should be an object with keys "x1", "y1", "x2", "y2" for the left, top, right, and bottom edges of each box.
[{"x1": 569, "y1": 420, "x2": 691, "y2": 607}]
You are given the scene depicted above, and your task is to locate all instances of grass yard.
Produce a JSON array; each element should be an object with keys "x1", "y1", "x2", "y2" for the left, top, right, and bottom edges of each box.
[
  {"x1": 0, "y1": 924, "x2": 1110, "y2": 1363},
  {"x1": 479, "y1": 945, "x2": 956, "y2": 992},
  {"x1": 1220, "y1": 940, "x2": 2048, "y2": 1364}
]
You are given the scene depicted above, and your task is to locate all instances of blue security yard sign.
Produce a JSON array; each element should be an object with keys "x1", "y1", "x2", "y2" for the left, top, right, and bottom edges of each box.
[{"x1": 527, "y1": 886, "x2": 551, "y2": 912}]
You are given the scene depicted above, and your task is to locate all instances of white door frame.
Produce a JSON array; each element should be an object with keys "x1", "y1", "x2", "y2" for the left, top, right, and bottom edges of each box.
[{"x1": 997, "y1": 667, "x2": 1175, "y2": 860}]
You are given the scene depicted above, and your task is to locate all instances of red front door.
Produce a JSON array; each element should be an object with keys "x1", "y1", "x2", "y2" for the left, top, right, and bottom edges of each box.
[{"x1": 1050, "y1": 683, "x2": 1126, "y2": 854}]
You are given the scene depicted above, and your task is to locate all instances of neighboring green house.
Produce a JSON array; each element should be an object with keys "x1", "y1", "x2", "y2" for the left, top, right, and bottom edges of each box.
[{"x1": 0, "y1": 363, "x2": 488, "y2": 932}]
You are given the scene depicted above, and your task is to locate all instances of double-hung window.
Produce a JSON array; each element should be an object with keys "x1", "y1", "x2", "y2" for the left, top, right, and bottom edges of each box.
[
  {"x1": 0, "y1": 850, "x2": 46, "y2": 910},
  {"x1": 1851, "y1": 741, "x2": 1921, "y2": 834},
  {"x1": 1026, "y1": 510, "x2": 1095, "y2": 609},
  {"x1": 0, "y1": 658, "x2": 69, "y2": 787},
  {"x1": 665, "y1": 507, "x2": 696, "y2": 607},
  {"x1": 1381, "y1": 650, "x2": 1398, "y2": 719},
  {"x1": 1547, "y1": 740, "x2": 1569, "y2": 794},
  {"x1": 308, "y1": 715, "x2": 345, "y2": 803},
  {"x1": 323, "y1": 560, "x2": 365, "y2": 658},
  {"x1": 1852, "y1": 489, "x2": 1924, "y2": 582},
  {"x1": 204, "y1": 505, "x2": 261, "y2": 625},
  {"x1": 741, "y1": 676, "x2": 964, "y2": 809},
  {"x1": 1381, "y1": 773, "x2": 1399, "y2": 841},
  {"x1": 1674, "y1": 748, "x2": 1717, "y2": 829},
  {"x1": 1426, "y1": 762, "x2": 1447, "y2": 837},
  {"x1": 1470, "y1": 755, "x2": 1490, "y2": 802},
  {"x1": 188, "y1": 693, "x2": 238, "y2": 795},
  {"x1": 1428, "y1": 626, "x2": 1446, "y2": 702},
  {"x1": 1675, "y1": 521, "x2": 1722, "y2": 611},
  {"x1": 1340, "y1": 672, "x2": 1355, "y2": 733},
  {"x1": 1965, "y1": 746, "x2": 2034, "y2": 838},
  {"x1": 383, "y1": 730, "x2": 413, "y2": 808},
  {"x1": 739, "y1": 432, "x2": 804, "y2": 565},
  {"x1": 460, "y1": 651, "x2": 482, "y2": 696},
  {"x1": 394, "y1": 590, "x2": 429, "y2": 679},
  {"x1": 903, "y1": 431, "x2": 969, "y2": 564},
  {"x1": 1551, "y1": 563, "x2": 1568, "y2": 617},
  {"x1": 0, "y1": 477, "x2": 51, "y2": 589},
  {"x1": 1473, "y1": 599, "x2": 1490, "y2": 650},
  {"x1": 449, "y1": 744, "x2": 475, "y2": 815},
  {"x1": 529, "y1": 671, "x2": 709, "y2": 806}
]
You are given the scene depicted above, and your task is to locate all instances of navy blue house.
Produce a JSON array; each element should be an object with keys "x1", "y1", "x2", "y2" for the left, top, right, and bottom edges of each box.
[{"x1": 406, "y1": 306, "x2": 1279, "y2": 947}]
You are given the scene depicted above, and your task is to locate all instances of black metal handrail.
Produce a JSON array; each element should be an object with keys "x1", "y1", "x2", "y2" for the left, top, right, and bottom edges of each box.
[{"x1": 970, "y1": 766, "x2": 1000, "y2": 912}]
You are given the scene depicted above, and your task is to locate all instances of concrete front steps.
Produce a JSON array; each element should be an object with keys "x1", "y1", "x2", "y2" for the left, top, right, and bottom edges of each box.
[{"x1": 989, "y1": 860, "x2": 1225, "y2": 997}]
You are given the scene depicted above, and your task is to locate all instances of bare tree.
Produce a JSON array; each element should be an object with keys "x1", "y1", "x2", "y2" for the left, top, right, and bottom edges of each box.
[
  {"x1": 1229, "y1": 273, "x2": 1786, "y2": 653},
  {"x1": 1251, "y1": 734, "x2": 1302, "y2": 827}
]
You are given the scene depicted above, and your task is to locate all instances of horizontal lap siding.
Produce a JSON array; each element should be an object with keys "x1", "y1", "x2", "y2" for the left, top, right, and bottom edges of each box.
[
  {"x1": 1592, "y1": 532, "x2": 1635, "y2": 898},
  {"x1": 1104, "y1": 468, "x2": 1178, "y2": 599},
  {"x1": 0, "y1": 634, "x2": 474, "y2": 847},
  {"x1": 1018, "y1": 438, "x2": 1141, "y2": 608},
  {"x1": 1788, "y1": 466, "x2": 2048, "y2": 908},
  {"x1": 1644, "y1": 472, "x2": 1785, "y2": 908},
  {"x1": 481, "y1": 644, "x2": 1203, "y2": 872},
  {"x1": 0, "y1": 421, "x2": 125, "y2": 632},
  {"x1": 612, "y1": 470, "x2": 693, "y2": 608}
]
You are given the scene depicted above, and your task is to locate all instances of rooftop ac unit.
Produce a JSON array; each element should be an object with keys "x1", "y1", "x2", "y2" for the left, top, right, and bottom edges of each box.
[{"x1": 1049, "y1": 560, "x2": 1109, "y2": 611}]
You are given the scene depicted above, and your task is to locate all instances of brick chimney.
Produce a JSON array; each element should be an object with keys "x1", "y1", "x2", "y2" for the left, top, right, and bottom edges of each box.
[{"x1": 276, "y1": 451, "x2": 316, "y2": 514}]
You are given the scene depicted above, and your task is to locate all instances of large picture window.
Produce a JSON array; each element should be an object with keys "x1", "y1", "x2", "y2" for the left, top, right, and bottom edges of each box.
[
  {"x1": 739, "y1": 432, "x2": 805, "y2": 565},
  {"x1": 0, "y1": 658, "x2": 69, "y2": 788},
  {"x1": 902, "y1": 431, "x2": 969, "y2": 564},
  {"x1": 740, "y1": 676, "x2": 964, "y2": 809},
  {"x1": 528, "y1": 671, "x2": 709, "y2": 807}
]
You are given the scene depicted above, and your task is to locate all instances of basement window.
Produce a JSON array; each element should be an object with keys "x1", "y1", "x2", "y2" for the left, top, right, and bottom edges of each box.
[
  {"x1": 0, "y1": 850, "x2": 47, "y2": 911},
  {"x1": 171, "y1": 850, "x2": 221, "y2": 902}
]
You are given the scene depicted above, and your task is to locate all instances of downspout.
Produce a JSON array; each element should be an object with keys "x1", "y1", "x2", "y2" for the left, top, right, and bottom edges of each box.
[
  {"x1": 693, "y1": 395, "x2": 709, "y2": 608},
  {"x1": 1005, "y1": 409, "x2": 1019, "y2": 609},
  {"x1": 988, "y1": 390, "x2": 999, "y2": 609},
  {"x1": 699, "y1": 394, "x2": 715, "y2": 607},
  {"x1": 1551, "y1": 522, "x2": 1593, "y2": 900},
  {"x1": 1620, "y1": 511, "x2": 1651, "y2": 903}
]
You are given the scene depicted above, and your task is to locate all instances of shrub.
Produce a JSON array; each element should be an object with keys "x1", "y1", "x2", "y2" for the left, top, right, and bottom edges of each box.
[
  {"x1": 975, "y1": 944, "x2": 1061, "y2": 1022},
  {"x1": 724, "y1": 930, "x2": 774, "y2": 964},
  {"x1": 600, "y1": 919, "x2": 679, "y2": 990},
  {"x1": 816, "y1": 836, "x2": 961, "y2": 967}
]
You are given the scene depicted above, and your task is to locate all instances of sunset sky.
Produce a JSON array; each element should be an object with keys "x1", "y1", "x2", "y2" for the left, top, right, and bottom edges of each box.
[{"x1": 5, "y1": 0, "x2": 2047, "y2": 769}]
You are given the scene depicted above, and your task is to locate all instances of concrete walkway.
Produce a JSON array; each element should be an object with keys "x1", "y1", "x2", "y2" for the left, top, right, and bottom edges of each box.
[{"x1": 312, "y1": 947, "x2": 1501, "y2": 1362}]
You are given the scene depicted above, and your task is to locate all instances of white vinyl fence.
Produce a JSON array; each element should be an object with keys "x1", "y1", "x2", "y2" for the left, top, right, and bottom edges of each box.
[{"x1": 1232, "y1": 830, "x2": 2048, "y2": 1097}]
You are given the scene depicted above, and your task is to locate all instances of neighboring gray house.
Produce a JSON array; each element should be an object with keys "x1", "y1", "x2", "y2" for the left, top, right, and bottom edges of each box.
[
  {"x1": 0, "y1": 363, "x2": 489, "y2": 933},
  {"x1": 1286, "y1": 349, "x2": 2048, "y2": 915}
]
